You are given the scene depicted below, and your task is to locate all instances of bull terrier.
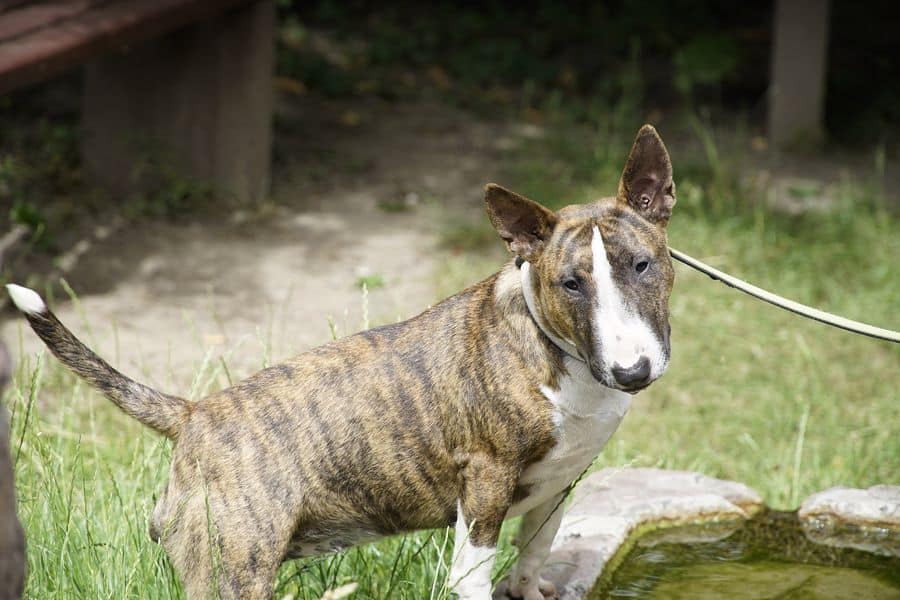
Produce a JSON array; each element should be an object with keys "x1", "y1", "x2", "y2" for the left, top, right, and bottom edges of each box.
[{"x1": 6, "y1": 124, "x2": 676, "y2": 599}]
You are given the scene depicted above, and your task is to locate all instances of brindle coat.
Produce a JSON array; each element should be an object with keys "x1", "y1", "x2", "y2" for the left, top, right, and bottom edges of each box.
[{"x1": 8, "y1": 125, "x2": 677, "y2": 599}]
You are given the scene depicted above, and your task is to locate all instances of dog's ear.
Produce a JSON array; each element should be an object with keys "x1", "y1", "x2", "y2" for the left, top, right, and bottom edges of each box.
[
  {"x1": 485, "y1": 184, "x2": 557, "y2": 262},
  {"x1": 617, "y1": 124, "x2": 676, "y2": 227}
]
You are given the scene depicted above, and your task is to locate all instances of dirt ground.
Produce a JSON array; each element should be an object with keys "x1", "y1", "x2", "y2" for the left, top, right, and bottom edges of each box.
[{"x1": 1, "y1": 97, "x2": 524, "y2": 394}]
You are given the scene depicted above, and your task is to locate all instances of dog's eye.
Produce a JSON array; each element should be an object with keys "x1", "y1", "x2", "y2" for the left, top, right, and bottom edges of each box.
[
  {"x1": 635, "y1": 261, "x2": 650, "y2": 274},
  {"x1": 564, "y1": 279, "x2": 580, "y2": 291}
]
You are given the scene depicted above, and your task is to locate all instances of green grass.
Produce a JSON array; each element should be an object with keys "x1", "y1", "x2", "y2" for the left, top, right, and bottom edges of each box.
[
  {"x1": 5, "y1": 110, "x2": 899, "y2": 598},
  {"x1": 6, "y1": 352, "x2": 179, "y2": 597},
  {"x1": 354, "y1": 274, "x2": 386, "y2": 291}
]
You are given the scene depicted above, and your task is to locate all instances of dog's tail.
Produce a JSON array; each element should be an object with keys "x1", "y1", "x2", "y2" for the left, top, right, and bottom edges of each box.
[{"x1": 6, "y1": 284, "x2": 190, "y2": 439}]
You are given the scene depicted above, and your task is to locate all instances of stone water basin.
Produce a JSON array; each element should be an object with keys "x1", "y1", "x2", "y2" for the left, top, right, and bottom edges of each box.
[
  {"x1": 530, "y1": 468, "x2": 900, "y2": 600},
  {"x1": 594, "y1": 510, "x2": 899, "y2": 599}
]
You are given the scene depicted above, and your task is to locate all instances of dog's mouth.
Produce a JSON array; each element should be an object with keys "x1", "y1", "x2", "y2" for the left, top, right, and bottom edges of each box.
[
  {"x1": 619, "y1": 380, "x2": 651, "y2": 394},
  {"x1": 586, "y1": 358, "x2": 619, "y2": 390}
]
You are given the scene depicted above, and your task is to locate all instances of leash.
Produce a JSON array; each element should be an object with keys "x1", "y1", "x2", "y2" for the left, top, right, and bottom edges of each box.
[
  {"x1": 669, "y1": 248, "x2": 900, "y2": 344},
  {"x1": 519, "y1": 253, "x2": 899, "y2": 345}
]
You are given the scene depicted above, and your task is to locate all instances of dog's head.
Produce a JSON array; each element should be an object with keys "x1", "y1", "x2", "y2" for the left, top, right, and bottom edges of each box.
[{"x1": 486, "y1": 125, "x2": 676, "y2": 392}]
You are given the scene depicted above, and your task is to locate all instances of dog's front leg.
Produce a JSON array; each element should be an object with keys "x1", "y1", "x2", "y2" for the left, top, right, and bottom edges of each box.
[
  {"x1": 449, "y1": 453, "x2": 518, "y2": 600},
  {"x1": 505, "y1": 493, "x2": 565, "y2": 600}
]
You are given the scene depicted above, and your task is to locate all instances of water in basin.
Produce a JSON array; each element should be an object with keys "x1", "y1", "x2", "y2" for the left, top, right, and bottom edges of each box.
[{"x1": 592, "y1": 510, "x2": 900, "y2": 599}]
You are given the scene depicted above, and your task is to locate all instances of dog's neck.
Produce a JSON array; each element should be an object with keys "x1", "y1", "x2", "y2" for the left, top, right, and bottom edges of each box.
[
  {"x1": 492, "y1": 260, "x2": 581, "y2": 374},
  {"x1": 518, "y1": 261, "x2": 583, "y2": 362}
]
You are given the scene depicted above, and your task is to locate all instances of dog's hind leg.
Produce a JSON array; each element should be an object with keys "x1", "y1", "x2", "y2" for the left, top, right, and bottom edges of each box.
[
  {"x1": 215, "y1": 517, "x2": 293, "y2": 600},
  {"x1": 160, "y1": 495, "x2": 294, "y2": 600}
]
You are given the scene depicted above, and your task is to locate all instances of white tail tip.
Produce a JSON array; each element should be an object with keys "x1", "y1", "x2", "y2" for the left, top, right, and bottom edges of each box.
[{"x1": 6, "y1": 284, "x2": 46, "y2": 315}]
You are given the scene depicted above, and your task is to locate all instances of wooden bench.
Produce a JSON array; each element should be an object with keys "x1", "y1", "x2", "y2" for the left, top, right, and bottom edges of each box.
[{"x1": 0, "y1": 0, "x2": 275, "y2": 202}]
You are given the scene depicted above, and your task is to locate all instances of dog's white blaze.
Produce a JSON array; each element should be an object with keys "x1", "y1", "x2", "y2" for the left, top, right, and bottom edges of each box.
[
  {"x1": 590, "y1": 226, "x2": 666, "y2": 379},
  {"x1": 6, "y1": 284, "x2": 46, "y2": 315},
  {"x1": 450, "y1": 501, "x2": 495, "y2": 599},
  {"x1": 510, "y1": 357, "x2": 630, "y2": 517}
]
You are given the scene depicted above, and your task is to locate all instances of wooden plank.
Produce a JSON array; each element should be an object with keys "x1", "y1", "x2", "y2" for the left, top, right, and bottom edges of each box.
[
  {"x1": 0, "y1": 1, "x2": 100, "y2": 40},
  {"x1": 0, "y1": 0, "x2": 252, "y2": 95},
  {"x1": 0, "y1": 1, "x2": 38, "y2": 14}
]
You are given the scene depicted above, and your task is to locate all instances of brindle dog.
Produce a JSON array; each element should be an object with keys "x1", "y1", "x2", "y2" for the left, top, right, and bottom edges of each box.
[{"x1": 7, "y1": 125, "x2": 677, "y2": 599}]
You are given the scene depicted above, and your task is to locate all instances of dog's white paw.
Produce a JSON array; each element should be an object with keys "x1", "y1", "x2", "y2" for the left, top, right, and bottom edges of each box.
[{"x1": 505, "y1": 574, "x2": 558, "y2": 600}]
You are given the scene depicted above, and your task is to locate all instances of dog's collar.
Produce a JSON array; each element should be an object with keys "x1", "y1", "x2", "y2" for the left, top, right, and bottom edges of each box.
[{"x1": 519, "y1": 260, "x2": 585, "y2": 362}]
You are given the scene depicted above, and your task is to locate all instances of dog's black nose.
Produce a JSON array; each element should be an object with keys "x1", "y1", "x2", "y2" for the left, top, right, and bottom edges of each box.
[{"x1": 612, "y1": 357, "x2": 651, "y2": 390}]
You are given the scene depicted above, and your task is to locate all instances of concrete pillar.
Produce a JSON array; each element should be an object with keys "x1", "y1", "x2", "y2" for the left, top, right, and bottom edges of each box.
[
  {"x1": 768, "y1": 0, "x2": 831, "y2": 147},
  {"x1": 82, "y1": 1, "x2": 274, "y2": 203}
]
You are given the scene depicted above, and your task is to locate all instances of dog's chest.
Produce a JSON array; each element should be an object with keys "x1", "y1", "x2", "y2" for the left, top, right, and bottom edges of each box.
[{"x1": 510, "y1": 358, "x2": 631, "y2": 516}]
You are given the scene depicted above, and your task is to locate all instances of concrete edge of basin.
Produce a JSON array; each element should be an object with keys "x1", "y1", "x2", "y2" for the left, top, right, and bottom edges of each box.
[
  {"x1": 534, "y1": 467, "x2": 764, "y2": 600},
  {"x1": 798, "y1": 484, "x2": 900, "y2": 556}
]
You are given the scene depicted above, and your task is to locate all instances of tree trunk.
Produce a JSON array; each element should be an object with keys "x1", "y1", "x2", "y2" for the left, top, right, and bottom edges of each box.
[{"x1": 769, "y1": 0, "x2": 831, "y2": 147}]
